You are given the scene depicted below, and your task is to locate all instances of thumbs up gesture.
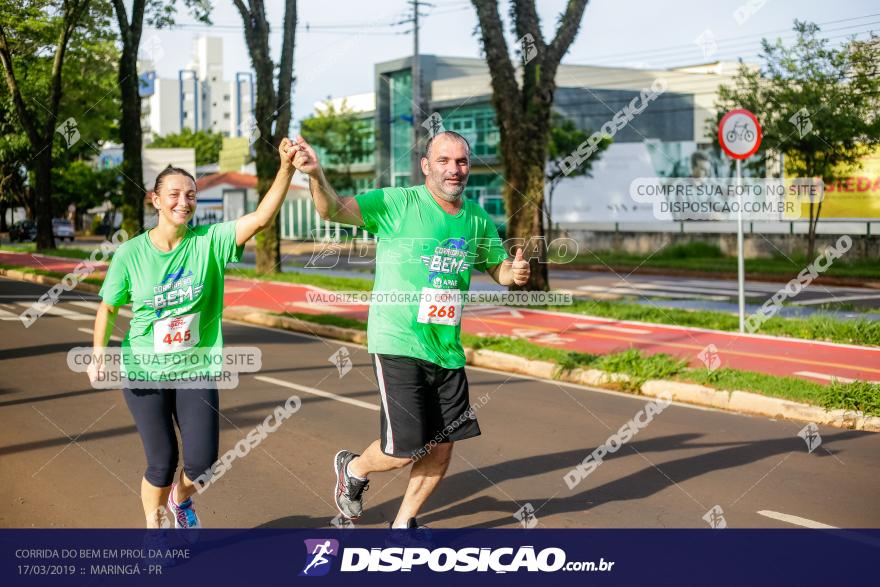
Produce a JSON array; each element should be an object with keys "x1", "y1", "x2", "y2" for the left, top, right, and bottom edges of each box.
[{"x1": 512, "y1": 248, "x2": 530, "y2": 286}]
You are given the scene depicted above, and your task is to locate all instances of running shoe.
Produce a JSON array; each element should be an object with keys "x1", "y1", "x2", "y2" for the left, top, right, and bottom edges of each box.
[
  {"x1": 333, "y1": 450, "x2": 369, "y2": 520},
  {"x1": 388, "y1": 517, "x2": 427, "y2": 530},
  {"x1": 386, "y1": 518, "x2": 433, "y2": 548},
  {"x1": 167, "y1": 483, "x2": 201, "y2": 530},
  {"x1": 141, "y1": 530, "x2": 175, "y2": 569}
]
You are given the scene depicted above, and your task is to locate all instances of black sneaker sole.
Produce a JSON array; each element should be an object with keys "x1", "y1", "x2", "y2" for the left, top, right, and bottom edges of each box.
[{"x1": 333, "y1": 450, "x2": 360, "y2": 521}]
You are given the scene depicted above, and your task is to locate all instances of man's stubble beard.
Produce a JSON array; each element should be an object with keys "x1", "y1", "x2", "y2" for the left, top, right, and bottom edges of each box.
[{"x1": 431, "y1": 173, "x2": 467, "y2": 203}]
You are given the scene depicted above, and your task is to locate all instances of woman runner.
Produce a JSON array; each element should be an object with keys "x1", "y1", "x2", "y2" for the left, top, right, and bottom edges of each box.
[{"x1": 87, "y1": 138, "x2": 298, "y2": 528}]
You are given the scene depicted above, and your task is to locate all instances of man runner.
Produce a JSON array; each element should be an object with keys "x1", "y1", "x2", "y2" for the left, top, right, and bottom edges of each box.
[{"x1": 292, "y1": 131, "x2": 530, "y2": 528}]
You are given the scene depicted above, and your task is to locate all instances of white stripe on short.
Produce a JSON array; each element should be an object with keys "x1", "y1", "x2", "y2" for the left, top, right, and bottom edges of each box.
[{"x1": 374, "y1": 356, "x2": 394, "y2": 455}]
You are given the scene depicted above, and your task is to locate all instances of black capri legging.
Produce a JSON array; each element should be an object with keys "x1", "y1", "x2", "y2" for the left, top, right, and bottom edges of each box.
[{"x1": 123, "y1": 386, "x2": 219, "y2": 488}]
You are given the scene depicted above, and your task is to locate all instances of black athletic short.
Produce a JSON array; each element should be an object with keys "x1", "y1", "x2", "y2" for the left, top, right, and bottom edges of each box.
[{"x1": 372, "y1": 354, "x2": 481, "y2": 458}]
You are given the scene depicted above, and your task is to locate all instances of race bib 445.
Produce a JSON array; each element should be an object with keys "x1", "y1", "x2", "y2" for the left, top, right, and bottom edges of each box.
[{"x1": 153, "y1": 313, "x2": 200, "y2": 353}]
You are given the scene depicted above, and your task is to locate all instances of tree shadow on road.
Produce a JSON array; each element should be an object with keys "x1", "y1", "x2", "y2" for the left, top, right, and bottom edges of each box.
[{"x1": 382, "y1": 430, "x2": 866, "y2": 528}]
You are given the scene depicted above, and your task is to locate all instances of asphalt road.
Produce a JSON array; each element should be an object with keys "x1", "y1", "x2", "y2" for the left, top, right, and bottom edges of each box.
[{"x1": 1, "y1": 276, "x2": 878, "y2": 529}]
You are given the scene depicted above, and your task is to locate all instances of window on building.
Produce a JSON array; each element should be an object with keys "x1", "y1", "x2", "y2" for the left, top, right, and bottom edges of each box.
[
  {"x1": 439, "y1": 105, "x2": 500, "y2": 158},
  {"x1": 223, "y1": 112, "x2": 230, "y2": 119},
  {"x1": 223, "y1": 94, "x2": 230, "y2": 101},
  {"x1": 388, "y1": 70, "x2": 413, "y2": 179}
]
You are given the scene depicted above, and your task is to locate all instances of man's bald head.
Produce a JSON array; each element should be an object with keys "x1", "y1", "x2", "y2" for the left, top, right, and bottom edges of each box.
[{"x1": 424, "y1": 131, "x2": 471, "y2": 161}]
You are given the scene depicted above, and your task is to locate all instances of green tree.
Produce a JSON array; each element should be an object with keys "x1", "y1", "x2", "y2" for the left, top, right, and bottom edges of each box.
[
  {"x1": 233, "y1": 0, "x2": 296, "y2": 274},
  {"x1": 472, "y1": 0, "x2": 589, "y2": 290},
  {"x1": 545, "y1": 110, "x2": 610, "y2": 242},
  {"x1": 0, "y1": 100, "x2": 31, "y2": 229},
  {"x1": 148, "y1": 128, "x2": 223, "y2": 167},
  {"x1": 300, "y1": 99, "x2": 372, "y2": 195},
  {"x1": 714, "y1": 21, "x2": 880, "y2": 258},
  {"x1": 0, "y1": 1, "x2": 119, "y2": 236},
  {"x1": 52, "y1": 159, "x2": 122, "y2": 226},
  {"x1": 111, "y1": 0, "x2": 211, "y2": 235},
  {"x1": 0, "y1": 0, "x2": 99, "y2": 249}
]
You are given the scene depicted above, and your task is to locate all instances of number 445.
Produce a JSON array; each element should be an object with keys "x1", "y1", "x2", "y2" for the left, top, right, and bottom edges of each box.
[{"x1": 163, "y1": 330, "x2": 191, "y2": 344}]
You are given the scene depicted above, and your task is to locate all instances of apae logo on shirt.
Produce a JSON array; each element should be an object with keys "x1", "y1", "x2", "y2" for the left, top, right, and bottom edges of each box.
[{"x1": 421, "y1": 237, "x2": 470, "y2": 288}]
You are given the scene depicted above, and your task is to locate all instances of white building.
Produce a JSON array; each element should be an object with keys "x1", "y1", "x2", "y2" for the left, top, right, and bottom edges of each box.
[{"x1": 139, "y1": 36, "x2": 255, "y2": 142}]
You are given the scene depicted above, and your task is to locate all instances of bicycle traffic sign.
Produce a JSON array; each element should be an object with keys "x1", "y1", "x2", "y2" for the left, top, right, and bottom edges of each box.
[{"x1": 718, "y1": 108, "x2": 762, "y2": 160}]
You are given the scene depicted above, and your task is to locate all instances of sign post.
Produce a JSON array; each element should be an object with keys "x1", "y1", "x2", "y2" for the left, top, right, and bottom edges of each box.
[{"x1": 718, "y1": 109, "x2": 762, "y2": 333}]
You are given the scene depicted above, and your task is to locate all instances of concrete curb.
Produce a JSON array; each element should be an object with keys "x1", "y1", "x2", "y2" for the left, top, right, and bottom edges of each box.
[
  {"x1": 640, "y1": 380, "x2": 880, "y2": 432},
  {"x1": 3, "y1": 269, "x2": 876, "y2": 432}
]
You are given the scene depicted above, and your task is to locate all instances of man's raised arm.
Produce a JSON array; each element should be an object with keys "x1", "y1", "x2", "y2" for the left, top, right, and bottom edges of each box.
[{"x1": 293, "y1": 136, "x2": 364, "y2": 227}]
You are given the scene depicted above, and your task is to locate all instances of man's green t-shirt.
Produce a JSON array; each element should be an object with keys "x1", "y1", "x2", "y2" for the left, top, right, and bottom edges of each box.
[
  {"x1": 356, "y1": 184, "x2": 508, "y2": 369},
  {"x1": 98, "y1": 221, "x2": 244, "y2": 382}
]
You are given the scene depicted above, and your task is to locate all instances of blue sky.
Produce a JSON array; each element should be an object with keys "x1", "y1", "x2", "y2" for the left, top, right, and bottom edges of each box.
[{"x1": 143, "y1": 0, "x2": 879, "y2": 126}]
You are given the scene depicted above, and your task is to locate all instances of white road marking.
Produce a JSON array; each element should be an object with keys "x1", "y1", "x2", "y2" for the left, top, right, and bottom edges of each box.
[
  {"x1": 284, "y1": 301, "x2": 357, "y2": 314},
  {"x1": 577, "y1": 284, "x2": 729, "y2": 301},
  {"x1": 613, "y1": 281, "x2": 763, "y2": 297},
  {"x1": 653, "y1": 278, "x2": 782, "y2": 292},
  {"x1": 0, "y1": 307, "x2": 21, "y2": 321},
  {"x1": 756, "y1": 510, "x2": 837, "y2": 529},
  {"x1": 15, "y1": 302, "x2": 91, "y2": 320},
  {"x1": 254, "y1": 375, "x2": 379, "y2": 412},
  {"x1": 791, "y1": 293, "x2": 880, "y2": 306},
  {"x1": 573, "y1": 323, "x2": 652, "y2": 335},
  {"x1": 78, "y1": 327, "x2": 122, "y2": 343},
  {"x1": 465, "y1": 306, "x2": 525, "y2": 319},
  {"x1": 793, "y1": 371, "x2": 879, "y2": 384}
]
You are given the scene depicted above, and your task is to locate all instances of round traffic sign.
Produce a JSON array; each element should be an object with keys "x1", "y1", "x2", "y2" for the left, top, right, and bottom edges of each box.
[{"x1": 718, "y1": 109, "x2": 762, "y2": 160}]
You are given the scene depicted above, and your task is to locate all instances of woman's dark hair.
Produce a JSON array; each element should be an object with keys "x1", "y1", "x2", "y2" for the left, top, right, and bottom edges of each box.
[{"x1": 153, "y1": 165, "x2": 196, "y2": 194}]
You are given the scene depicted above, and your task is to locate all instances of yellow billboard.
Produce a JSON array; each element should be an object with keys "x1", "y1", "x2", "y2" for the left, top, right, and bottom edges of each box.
[{"x1": 796, "y1": 150, "x2": 880, "y2": 219}]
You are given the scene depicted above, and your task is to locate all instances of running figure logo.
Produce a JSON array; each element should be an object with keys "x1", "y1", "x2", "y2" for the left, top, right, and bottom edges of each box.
[
  {"x1": 513, "y1": 502, "x2": 539, "y2": 528},
  {"x1": 300, "y1": 538, "x2": 339, "y2": 576},
  {"x1": 797, "y1": 423, "x2": 822, "y2": 453}
]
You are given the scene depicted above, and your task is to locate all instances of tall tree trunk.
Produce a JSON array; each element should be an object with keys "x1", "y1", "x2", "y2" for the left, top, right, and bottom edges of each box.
[
  {"x1": 472, "y1": 0, "x2": 589, "y2": 290},
  {"x1": 118, "y1": 39, "x2": 144, "y2": 234},
  {"x1": 807, "y1": 197, "x2": 824, "y2": 260},
  {"x1": 0, "y1": 0, "x2": 91, "y2": 251},
  {"x1": 234, "y1": 0, "x2": 296, "y2": 274},
  {"x1": 113, "y1": 0, "x2": 145, "y2": 236},
  {"x1": 254, "y1": 131, "x2": 281, "y2": 273},
  {"x1": 501, "y1": 133, "x2": 550, "y2": 290},
  {"x1": 33, "y1": 149, "x2": 55, "y2": 249}
]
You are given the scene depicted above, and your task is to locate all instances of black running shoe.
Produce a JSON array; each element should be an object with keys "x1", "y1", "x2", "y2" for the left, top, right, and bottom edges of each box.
[
  {"x1": 333, "y1": 450, "x2": 369, "y2": 520},
  {"x1": 388, "y1": 517, "x2": 426, "y2": 530},
  {"x1": 386, "y1": 518, "x2": 433, "y2": 548}
]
